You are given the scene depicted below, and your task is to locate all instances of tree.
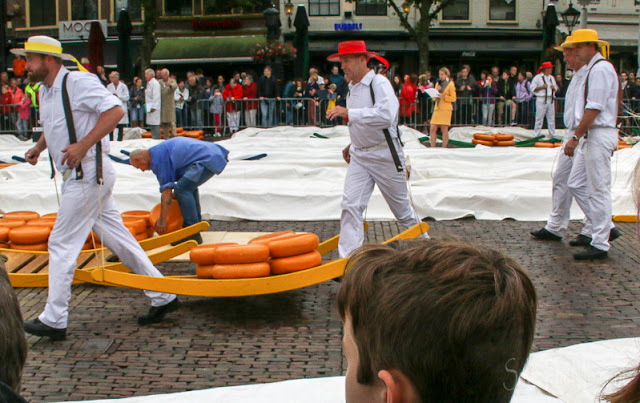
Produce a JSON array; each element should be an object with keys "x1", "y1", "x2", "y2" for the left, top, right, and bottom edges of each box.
[
  {"x1": 384, "y1": 0, "x2": 456, "y2": 73},
  {"x1": 131, "y1": 0, "x2": 157, "y2": 76}
]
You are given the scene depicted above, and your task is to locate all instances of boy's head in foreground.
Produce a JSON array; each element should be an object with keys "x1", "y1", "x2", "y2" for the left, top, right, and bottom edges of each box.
[{"x1": 337, "y1": 239, "x2": 537, "y2": 403}]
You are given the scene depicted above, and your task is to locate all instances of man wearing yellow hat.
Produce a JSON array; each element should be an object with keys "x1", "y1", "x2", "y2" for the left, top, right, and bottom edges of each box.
[
  {"x1": 13, "y1": 36, "x2": 178, "y2": 340},
  {"x1": 555, "y1": 29, "x2": 619, "y2": 260}
]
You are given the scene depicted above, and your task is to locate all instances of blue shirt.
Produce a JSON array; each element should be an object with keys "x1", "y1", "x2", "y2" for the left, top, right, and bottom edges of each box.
[{"x1": 149, "y1": 137, "x2": 229, "y2": 192}]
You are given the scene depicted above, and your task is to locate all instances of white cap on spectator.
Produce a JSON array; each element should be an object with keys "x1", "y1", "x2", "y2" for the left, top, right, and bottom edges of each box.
[{"x1": 317, "y1": 76, "x2": 325, "y2": 85}]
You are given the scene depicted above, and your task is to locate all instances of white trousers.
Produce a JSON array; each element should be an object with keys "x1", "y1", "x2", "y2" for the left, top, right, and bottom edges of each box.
[
  {"x1": 40, "y1": 159, "x2": 176, "y2": 329},
  {"x1": 338, "y1": 141, "x2": 426, "y2": 258},
  {"x1": 567, "y1": 134, "x2": 616, "y2": 251},
  {"x1": 245, "y1": 109, "x2": 257, "y2": 127},
  {"x1": 227, "y1": 111, "x2": 240, "y2": 132},
  {"x1": 534, "y1": 98, "x2": 555, "y2": 138},
  {"x1": 544, "y1": 137, "x2": 592, "y2": 237}
]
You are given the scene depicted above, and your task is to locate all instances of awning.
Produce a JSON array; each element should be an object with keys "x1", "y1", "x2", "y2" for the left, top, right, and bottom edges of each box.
[
  {"x1": 557, "y1": 24, "x2": 639, "y2": 47},
  {"x1": 151, "y1": 35, "x2": 266, "y2": 64}
]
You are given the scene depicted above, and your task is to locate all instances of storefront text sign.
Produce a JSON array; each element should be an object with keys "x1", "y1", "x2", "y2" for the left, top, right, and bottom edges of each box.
[
  {"x1": 59, "y1": 20, "x2": 108, "y2": 40},
  {"x1": 334, "y1": 22, "x2": 362, "y2": 31}
]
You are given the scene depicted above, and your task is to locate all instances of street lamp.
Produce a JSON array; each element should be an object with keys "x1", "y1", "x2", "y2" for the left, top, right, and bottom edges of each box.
[
  {"x1": 402, "y1": 1, "x2": 410, "y2": 14},
  {"x1": 263, "y1": 5, "x2": 281, "y2": 42},
  {"x1": 561, "y1": 2, "x2": 581, "y2": 35},
  {"x1": 285, "y1": 1, "x2": 294, "y2": 28}
]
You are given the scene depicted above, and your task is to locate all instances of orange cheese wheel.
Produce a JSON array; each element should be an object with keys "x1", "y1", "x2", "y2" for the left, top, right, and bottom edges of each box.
[
  {"x1": 196, "y1": 265, "x2": 215, "y2": 279},
  {"x1": 494, "y1": 134, "x2": 514, "y2": 141},
  {"x1": 211, "y1": 244, "x2": 270, "y2": 264},
  {"x1": 534, "y1": 142, "x2": 555, "y2": 148},
  {"x1": 472, "y1": 139, "x2": 494, "y2": 147},
  {"x1": 83, "y1": 240, "x2": 102, "y2": 250},
  {"x1": 9, "y1": 226, "x2": 51, "y2": 244},
  {"x1": 122, "y1": 211, "x2": 151, "y2": 227},
  {"x1": 0, "y1": 227, "x2": 8, "y2": 242},
  {"x1": 41, "y1": 213, "x2": 57, "y2": 219},
  {"x1": 0, "y1": 242, "x2": 9, "y2": 249},
  {"x1": 176, "y1": 127, "x2": 184, "y2": 133},
  {"x1": 0, "y1": 220, "x2": 26, "y2": 229},
  {"x1": 122, "y1": 217, "x2": 147, "y2": 234},
  {"x1": 142, "y1": 131, "x2": 152, "y2": 138},
  {"x1": 11, "y1": 242, "x2": 48, "y2": 251},
  {"x1": 196, "y1": 136, "x2": 204, "y2": 140},
  {"x1": 209, "y1": 262, "x2": 271, "y2": 279},
  {"x1": 149, "y1": 200, "x2": 184, "y2": 234},
  {"x1": 553, "y1": 142, "x2": 562, "y2": 147},
  {"x1": 473, "y1": 133, "x2": 496, "y2": 142},
  {"x1": 270, "y1": 251, "x2": 322, "y2": 275},
  {"x1": 248, "y1": 231, "x2": 296, "y2": 245},
  {"x1": 135, "y1": 232, "x2": 148, "y2": 242},
  {"x1": 496, "y1": 140, "x2": 515, "y2": 147},
  {"x1": 617, "y1": 144, "x2": 632, "y2": 149},
  {"x1": 0, "y1": 163, "x2": 15, "y2": 169},
  {"x1": 146, "y1": 227, "x2": 155, "y2": 238},
  {"x1": 267, "y1": 233, "x2": 319, "y2": 258},
  {"x1": 3, "y1": 211, "x2": 40, "y2": 221},
  {"x1": 26, "y1": 218, "x2": 56, "y2": 229},
  {"x1": 190, "y1": 243, "x2": 238, "y2": 265},
  {"x1": 124, "y1": 224, "x2": 137, "y2": 236}
]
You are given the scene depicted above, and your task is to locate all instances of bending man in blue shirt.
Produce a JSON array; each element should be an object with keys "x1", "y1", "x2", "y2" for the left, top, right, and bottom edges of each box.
[{"x1": 130, "y1": 137, "x2": 229, "y2": 244}]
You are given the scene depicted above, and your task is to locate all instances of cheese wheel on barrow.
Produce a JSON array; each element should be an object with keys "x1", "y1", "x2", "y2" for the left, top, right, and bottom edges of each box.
[
  {"x1": 11, "y1": 242, "x2": 48, "y2": 251},
  {"x1": 267, "y1": 233, "x2": 319, "y2": 258},
  {"x1": 248, "y1": 231, "x2": 296, "y2": 245},
  {"x1": 211, "y1": 244, "x2": 270, "y2": 264},
  {"x1": 122, "y1": 211, "x2": 151, "y2": 227},
  {"x1": 473, "y1": 133, "x2": 495, "y2": 142},
  {"x1": 189, "y1": 243, "x2": 238, "y2": 265},
  {"x1": 208, "y1": 262, "x2": 271, "y2": 279},
  {"x1": 0, "y1": 220, "x2": 26, "y2": 229},
  {"x1": 9, "y1": 225, "x2": 51, "y2": 245},
  {"x1": 472, "y1": 139, "x2": 494, "y2": 147},
  {"x1": 495, "y1": 140, "x2": 515, "y2": 147},
  {"x1": 0, "y1": 227, "x2": 9, "y2": 242},
  {"x1": 26, "y1": 218, "x2": 56, "y2": 229},
  {"x1": 270, "y1": 251, "x2": 322, "y2": 275},
  {"x1": 122, "y1": 217, "x2": 147, "y2": 235},
  {"x1": 3, "y1": 211, "x2": 40, "y2": 222},
  {"x1": 494, "y1": 134, "x2": 514, "y2": 141}
]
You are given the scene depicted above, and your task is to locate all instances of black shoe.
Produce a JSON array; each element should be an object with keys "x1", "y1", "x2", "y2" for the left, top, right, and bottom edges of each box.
[
  {"x1": 569, "y1": 234, "x2": 592, "y2": 247},
  {"x1": 573, "y1": 245, "x2": 608, "y2": 261},
  {"x1": 170, "y1": 233, "x2": 203, "y2": 246},
  {"x1": 609, "y1": 227, "x2": 621, "y2": 242},
  {"x1": 138, "y1": 297, "x2": 180, "y2": 325},
  {"x1": 530, "y1": 228, "x2": 562, "y2": 241},
  {"x1": 23, "y1": 318, "x2": 66, "y2": 341}
]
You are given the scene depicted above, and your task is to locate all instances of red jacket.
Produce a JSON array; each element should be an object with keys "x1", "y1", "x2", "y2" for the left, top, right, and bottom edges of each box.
[
  {"x1": 1, "y1": 92, "x2": 12, "y2": 114},
  {"x1": 223, "y1": 84, "x2": 243, "y2": 113},
  {"x1": 243, "y1": 82, "x2": 258, "y2": 110},
  {"x1": 399, "y1": 79, "x2": 416, "y2": 118}
]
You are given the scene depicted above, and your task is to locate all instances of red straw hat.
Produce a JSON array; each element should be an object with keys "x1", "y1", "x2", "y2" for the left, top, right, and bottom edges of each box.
[
  {"x1": 537, "y1": 61, "x2": 553, "y2": 74},
  {"x1": 370, "y1": 55, "x2": 390, "y2": 73},
  {"x1": 327, "y1": 40, "x2": 378, "y2": 62}
]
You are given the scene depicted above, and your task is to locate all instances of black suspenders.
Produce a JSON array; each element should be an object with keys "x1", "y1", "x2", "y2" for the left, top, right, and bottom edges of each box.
[{"x1": 368, "y1": 75, "x2": 404, "y2": 173}]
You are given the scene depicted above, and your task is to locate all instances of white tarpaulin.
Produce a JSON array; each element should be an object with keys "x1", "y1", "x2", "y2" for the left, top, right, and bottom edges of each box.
[
  {"x1": 0, "y1": 127, "x2": 638, "y2": 221},
  {"x1": 69, "y1": 337, "x2": 640, "y2": 403}
]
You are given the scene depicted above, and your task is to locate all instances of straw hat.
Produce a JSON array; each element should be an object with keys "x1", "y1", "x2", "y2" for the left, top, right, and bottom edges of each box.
[
  {"x1": 537, "y1": 61, "x2": 553, "y2": 74},
  {"x1": 327, "y1": 41, "x2": 378, "y2": 62},
  {"x1": 11, "y1": 36, "x2": 88, "y2": 71},
  {"x1": 555, "y1": 29, "x2": 610, "y2": 59},
  {"x1": 554, "y1": 35, "x2": 573, "y2": 51}
]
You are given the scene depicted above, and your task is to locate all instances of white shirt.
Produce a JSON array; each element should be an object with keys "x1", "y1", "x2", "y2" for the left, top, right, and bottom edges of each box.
[
  {"x1": 145, "y1": 78, "x2": 161, "y2": 125},
  {"x1": 39, "y1": 66, "x2": 121, "y2": 174},
  {"x1": 107, "y1": 81, "x2": 130, "y2": 125},
  {"x1": 531, "y1": 73, "x2": 557, "y2": 100},
  {"x1": 174, "y1": 87, "x2": 189, "y2": 110},
  {"x1": 346, "y1": 70, "x2": 399, "y2": 149},
  {"x1": 563, "y1": 64, "x2": 587, "y2": 130}
]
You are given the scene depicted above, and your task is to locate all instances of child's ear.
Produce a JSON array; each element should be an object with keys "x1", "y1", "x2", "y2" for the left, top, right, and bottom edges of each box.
[{"x1": 378, "y1": 369, "x2": 418, "y2": 403}]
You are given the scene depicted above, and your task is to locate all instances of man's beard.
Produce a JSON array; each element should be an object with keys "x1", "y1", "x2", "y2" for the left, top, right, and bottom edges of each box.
[{"x1": 29, "y1": 64, "x2": 48, "y2": 83}]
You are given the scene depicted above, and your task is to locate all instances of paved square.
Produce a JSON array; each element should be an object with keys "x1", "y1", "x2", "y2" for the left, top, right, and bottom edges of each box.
[{"x1": 16, "y1": 219, "x2": 640, "y2": 402}]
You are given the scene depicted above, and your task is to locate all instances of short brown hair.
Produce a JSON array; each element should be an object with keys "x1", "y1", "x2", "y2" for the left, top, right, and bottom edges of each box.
[
  {"x1": 337, "y1": 239, "x2": 537, "y2": 402},
  {"x1": 0, "y1": 260, "x2": 28, "y2": 391}
]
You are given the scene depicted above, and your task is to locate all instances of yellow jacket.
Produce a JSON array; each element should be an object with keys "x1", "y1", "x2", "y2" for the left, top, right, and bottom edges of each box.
[{"x1": 434, "y1": 81, "x2": 456, "y2": 112}]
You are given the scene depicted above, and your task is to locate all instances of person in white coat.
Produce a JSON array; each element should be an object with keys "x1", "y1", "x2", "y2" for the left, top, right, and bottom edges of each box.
[
  {"x1": 326, "y1": 41, "x2": 426, "y2": 259},
  {"x1": 107, "y1": 71, "x2": 129, "y2": 141},
  {"x1": 13, "y1": 36, "x2": 178, "y2": 341},
  {"x1": 531, "y1": 61, "x2": 557, "y2": 139},
  {"x1": 144, "y1": 68, "x2": 161, "y2": 139}
]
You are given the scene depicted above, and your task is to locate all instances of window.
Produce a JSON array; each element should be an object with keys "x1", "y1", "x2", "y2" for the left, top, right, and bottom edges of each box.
[
  {"x1": 72, "y1": 0, "x2": 99, "y2": 20},
  {"x1": 442, "y1": 0, "x2": 469, "y2": 21},
  {"x1": 489, "y1": 0, "x2": 516, "y2": 21},
  {"x1": 309, "y1": 0, "x2": 340, "y2": 16},
  {"x1": 164, "y1": 0, "x2": 192, "y2": 16},
  {"x1": 202, "y1": 0, "x2": 272, "y2": 15},
  {"x1": 114, "y1": 2, "x2": 142, "y2": 22},
  {"x1": 355, "y1": 0, "x2": 387, "y2": 16},
  {"x1": 30, "y1": 0, "x2": 56, "y2": 26}
]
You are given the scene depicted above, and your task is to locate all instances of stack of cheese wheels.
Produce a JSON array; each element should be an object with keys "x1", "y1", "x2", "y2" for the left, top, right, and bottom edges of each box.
[
  {"x1": 472, "y1": 133, "x2": 515, "y2": 147},
  {"x1": 254, "y1": 232, "x2": 322, "y2": 275},
  {"x1": 617, "y1": 140, "x2": 633, "y2": 150},
  {"x1": 180, "y1": 130, "x2": 204, "y2": 140},
  {"x1": 190, "y1": 242, "x2": 271, "y2": 279},
  {"x1": 0, "y1": 211, "x2": 46, "y2": 250},
  {"x1": 122, "y1": 210, "x2": 154, "y2": 238},
  {"x1": 122, "y1": 216, "x2": 149, "y2": 241}
]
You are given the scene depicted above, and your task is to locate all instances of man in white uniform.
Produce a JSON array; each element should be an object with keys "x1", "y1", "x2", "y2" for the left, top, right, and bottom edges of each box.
[
  {"x1": 144, "y1": 68, "x2": 161, "y2": 139},
  {"x1": 14, "y1": 36, "x2": 178, "y2": 341},
  {"x1": 563, "y1": 29, "x2": 621, "y2": 260},
  {"x1": 531, "y1": 61, "x2": 557, "y2": 139},
  {"x1": 326, "y1": 41, "x2": 425, "y2": 259},
  {"x1": 106, "y1": 70, "x2": 129, "y2": 141}
]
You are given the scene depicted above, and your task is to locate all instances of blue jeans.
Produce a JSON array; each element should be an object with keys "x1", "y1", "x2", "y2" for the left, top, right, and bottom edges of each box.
[
  {"x1": 174, "y1": 166, "x2": 216, "y2": 227},
  {"x1": 260, "y1": 99, "x2": 276, "y2": 127}
]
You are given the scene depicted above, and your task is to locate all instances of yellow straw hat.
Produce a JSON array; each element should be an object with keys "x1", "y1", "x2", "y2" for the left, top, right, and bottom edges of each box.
[
  {"x1": 11, "y1": 36, "x2": 88, "y2": 72},
  {"x1": 559, "y1": 29, "x2": 610, "y2": 59},
  {"x1": 554, "y1": 35, "x2": 573, "y2": 51}
]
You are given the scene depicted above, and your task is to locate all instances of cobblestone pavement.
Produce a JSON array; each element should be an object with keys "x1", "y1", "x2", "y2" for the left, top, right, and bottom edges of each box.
[{"x1": 16, "y1": 219, "x2": 640, "y2": 402}]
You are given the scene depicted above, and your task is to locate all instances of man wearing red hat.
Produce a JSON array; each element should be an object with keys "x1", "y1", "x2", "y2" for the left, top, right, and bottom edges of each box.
[
  {"x1": 326, "y1": 41, "x2": 425, "y2": 258},
  {"x1": 531, "y1": 61, "x2": 557, "y2": 139}
]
